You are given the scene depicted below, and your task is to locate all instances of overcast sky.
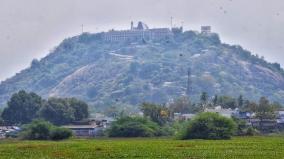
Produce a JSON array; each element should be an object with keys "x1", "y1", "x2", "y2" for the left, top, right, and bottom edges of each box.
[{"x1": 0, "y1": 0, "x2": 284, "y2": 81}]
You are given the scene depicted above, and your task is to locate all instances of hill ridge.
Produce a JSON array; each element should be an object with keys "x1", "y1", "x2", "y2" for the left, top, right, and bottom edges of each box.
[{"x1": 0, "y1": 31, "x2": 284, "y2": 108}]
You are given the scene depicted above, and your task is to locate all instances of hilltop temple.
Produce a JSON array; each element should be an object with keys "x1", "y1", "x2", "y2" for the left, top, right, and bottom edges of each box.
[{"x1": 103, "y1": 21, "x2": 175, "y2": 41}]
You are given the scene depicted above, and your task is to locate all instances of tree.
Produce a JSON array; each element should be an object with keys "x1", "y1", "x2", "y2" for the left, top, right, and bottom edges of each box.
[
  {"x1": 68, "y1": 98, "x2": 89, "y2": 121},
  {"x1": 0, "y1": 109, "x2": 3, "y2": 125},
  {"x1": 255, "y1": 97, "x2": 276, "y2": 131},
  {"x1": 39, "y1": 97, "x2": 89, "y2": 125},
  {"x1": 247, "y1": 101, "x2": 258, "y2": 113},
  {"x1": 238, "y1": 95, "x2": 244, "y2": 108},
  {"x1": 140, "y1": 103, "x2": 169, "y2": 125},
  {"x1": 39, "y1": 98, "x2": 75, "y2": 125},
  {"x1": 169, "y1": 96, "x2": 191, "y2": 115},
  {"x1": 200, "y1": 92, "x2": 208, "y2": 104},
  {"x1": 104, "y1": 106, "x2": 120, "y2": 118},
  {"x1": 178, "y1": 112, "x2": 236, "y2": 140},
  {"x1": 213, "y1": 95, "x2": 218, "y2": 106},
  {"x1": 271, "y1": 102, "x2": 283, "y2": 111},
  {"x1": 216, "y1": 96, "x2": 237, "y2": 109},
  {"x1": 200, "y1": 92, "x2": 208, "y2": 111},
  {"x1": 0, "y1": 117, "x2": 3, "y2": 126},
  {"x1": 1, "y1": 90, "x2": 43, "y2": 125},
  {"x1": 241, "y1": 100, "x2": 251, "y2": 112}
]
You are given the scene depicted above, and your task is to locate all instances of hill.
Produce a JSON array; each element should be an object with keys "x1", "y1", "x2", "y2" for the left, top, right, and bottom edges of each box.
[{"x1": 0, "y1": 30, "x2": 284, "y2": 109}]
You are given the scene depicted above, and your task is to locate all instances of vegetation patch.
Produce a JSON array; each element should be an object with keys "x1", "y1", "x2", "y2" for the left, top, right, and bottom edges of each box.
[
  {"x1": 178, "y1": 112, "x2": 237, "y2": 140},
  {"x1": 107, "y1": 116, "x2": 162, "y2": 137},
  {"x1": 20, "y1": 120, "x2": 72, "y2": 141},
  {"x1": 0, "y1": 137, "x2": 283, "y2": 159}
]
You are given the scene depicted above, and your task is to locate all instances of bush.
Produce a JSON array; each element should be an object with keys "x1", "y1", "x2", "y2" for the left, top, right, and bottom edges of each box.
[
  {"x1": 246, "y1": 127, "x2": 259, "y2": 136},
  {"x1": 50, "y1": 128, "x2": 72, "y2": 140},
  {"x1": 20, "y1": 120, "x2": 72, "y2": 140},
  {"x1": 20, "y1": 120, "x2": 53, "y2": 140},
  {"x1": 232, "y1": 117, "x2": 258, "y2": 136},
  {"x1": 5, "y1": 131, "x2": 20, "y2": 138},
  {"x1": 108, "y1": 116, "x2": 161, "y2": 137},
  {"x1": 156, "y1": 125, "x2": 175, "y2": 136},
  {"x1": 178, "y1": 112, "x2": 237, "y2": 140}
]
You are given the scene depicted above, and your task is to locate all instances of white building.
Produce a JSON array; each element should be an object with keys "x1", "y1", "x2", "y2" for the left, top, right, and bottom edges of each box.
[
  {"x1": 277, "y1": 111, "x2": 284, "y2": 124},
  {"x1": 174, "y1": 113, "x2": 196, "y2": 121},
  {"x1": 103, "y1": 21, "x2": 173, "y2": 42},
  {"x1": 205, "y1": 106, "x2": 235, "y2": 118},
  {"x1": 201, "y1": 26, "x2": 211, "y2": 34}
]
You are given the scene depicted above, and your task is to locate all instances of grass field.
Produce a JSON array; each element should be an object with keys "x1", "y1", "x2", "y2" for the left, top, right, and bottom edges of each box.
[{"x1": 0, "y1": 136, "x2": 283, "y2": 159}]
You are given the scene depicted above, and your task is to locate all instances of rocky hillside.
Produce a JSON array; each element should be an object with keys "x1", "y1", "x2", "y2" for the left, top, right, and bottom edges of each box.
[{"x1": 1, "y1": 31, "x2": 284, "y2": 109}]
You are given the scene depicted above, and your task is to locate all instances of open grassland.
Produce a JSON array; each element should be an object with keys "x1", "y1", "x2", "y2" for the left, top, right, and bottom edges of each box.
[{"x1": 0, "y1": 136, "x2": 283, "y2": 159}]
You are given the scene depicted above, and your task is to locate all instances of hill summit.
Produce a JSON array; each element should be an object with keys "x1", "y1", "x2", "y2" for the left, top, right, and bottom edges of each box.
[{"x1": 1, "y1": 23, "x2": 284, "y2": 109}]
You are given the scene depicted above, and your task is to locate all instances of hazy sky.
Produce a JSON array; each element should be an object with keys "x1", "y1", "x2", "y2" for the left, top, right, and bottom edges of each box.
[{"x1": 0, "y1": 0, "x2": 284, "y2": 81}]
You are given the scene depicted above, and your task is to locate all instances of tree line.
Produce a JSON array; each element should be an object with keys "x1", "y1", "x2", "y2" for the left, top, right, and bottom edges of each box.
[{"x1": 0, "y1": 90, "x2": 89, "y2": 125}]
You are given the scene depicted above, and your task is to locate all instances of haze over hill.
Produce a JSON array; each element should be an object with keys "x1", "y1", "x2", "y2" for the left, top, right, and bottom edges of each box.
[
  {"x1": 1, "y1": 0, "x2": 284, "y2": 81},
  {"x1": 0, "y1": 24, "x2": 283, "y2": 109}
]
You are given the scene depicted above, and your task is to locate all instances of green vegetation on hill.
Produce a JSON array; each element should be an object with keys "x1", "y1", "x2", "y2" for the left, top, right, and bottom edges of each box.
[
  {"x1": 0, "y1": 137, "x2": 283, "y2": 159},
  {"x1": 0, "y1": 31, "x2": 284, "y2": 110}
]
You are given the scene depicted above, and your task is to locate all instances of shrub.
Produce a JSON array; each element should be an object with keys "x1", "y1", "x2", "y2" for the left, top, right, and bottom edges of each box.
[
  {"x1": 20, "y1": 120, "x2": 53, "y2": 140},
  {"x1": 20, "y1": 120, "x2": 72, "y2": 140},
  {"x1": 5, "y1": 131, "x2": 20, "y2": 138},
  {"x1": 108, "y1": 116, "x2": 161, "y2": 137},
  {"x1": 246, "y1": 127, "x2": 259, "y2": 136},
  {"x1": 156, "y1": 125, "x2": 175, "y2": 136},
  {"x1": 50, "y1": 128, "x2": 72, "y2": 140},
  {"x1": 232, "y1": 117, "x2": 258, "y2": 136},
  {"x1": 178, "y1": 112, "x2": 237, "y2": 140}
]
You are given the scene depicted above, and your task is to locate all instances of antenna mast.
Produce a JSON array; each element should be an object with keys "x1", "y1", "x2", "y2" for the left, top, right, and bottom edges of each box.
[
  {"x1": 170, "y1": 17, "x2": 173, "y2": 29},
  {"x1": 186, "y1": 67, "x2": 192, "y2": 96},
  {"x1": 81, "y1": 24, "x2": 84, "y2": 34}
]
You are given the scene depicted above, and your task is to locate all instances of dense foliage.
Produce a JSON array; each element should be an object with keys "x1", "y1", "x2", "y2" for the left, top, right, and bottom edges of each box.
[
  {"x1": 232, "y1": 116, "x2": 258, "y2": 136},
  {"x1": 213, "y1": 95, "x2": 237, "y2": 109},
  {"x1": 252, "y1": 97, "x2": 277, "y2": 132},
  {"x1": 108, "y1": 116, "x2": 172, "y2": 137},
  {"x1": 1, "y1": 90, "x2": 43, "y2": 125},
  {"x1": 20, "y1": 120, "x2": 72, "y2": 140},
  {"x1": 169, "y1": 96, "x2": 193, "y2": 115},
  {"x1": 178, "y1": 112, "x2": 237, "y2": 140},
  {"x1": 50, "y1": 127, "x2": 73, "y2": 140},
  {"x1": 140, "y1": 103, "x2": 170, "y2": 125},
  {"x1": 39, "y1": 97, "x2": 89, "y2": 125},
  {"x1": 39, "y1": 98, "x2": 76, "y2": 125},
  {"x1": 1, "y1": 91, "x2": 89, "y2": 125}
]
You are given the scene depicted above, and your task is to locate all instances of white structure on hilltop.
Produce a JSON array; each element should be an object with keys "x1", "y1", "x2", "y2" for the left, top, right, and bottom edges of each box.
[
  {"x1": 103, "y1": 21, "x2": 173, "y2": 41},
  {"x1": 201, "y1": 26, "x2": 211, "y2": 34}
]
